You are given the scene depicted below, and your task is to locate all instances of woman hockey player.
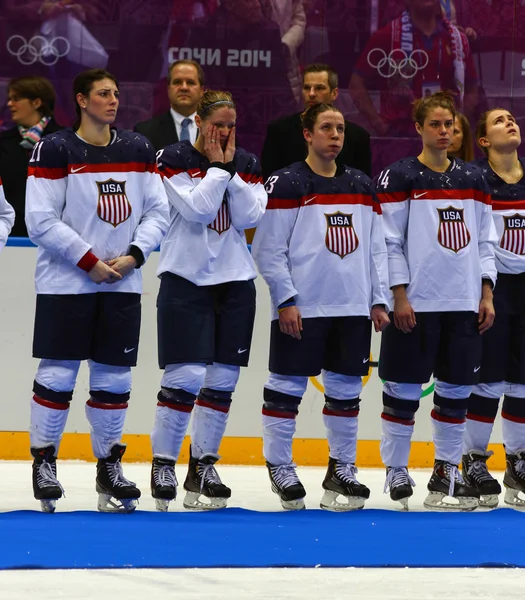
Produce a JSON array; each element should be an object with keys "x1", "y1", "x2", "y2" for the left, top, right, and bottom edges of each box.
[
  {"x1": 252, "y1": 102, "x2": 390, "y2": 511},
  {"x1": 25, "y1": 69, "x2": 169, "y2": 513},
  {"x1": 375, "y1": 91, "x2": 498, "y2": 511},
  {"x1": 462, "y1": 108, "x2": 525, "y2": 508},
  {"x1": 151, "y1": 90, "x2": 267, "y2": 511}
]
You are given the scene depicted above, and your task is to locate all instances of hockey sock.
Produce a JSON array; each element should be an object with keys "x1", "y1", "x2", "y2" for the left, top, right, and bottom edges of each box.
[
  {"x1": 380, "y1": 392, "x2": 419, "y2": 467},
  {"x1": 85, "y1": 391, "x2": 129, "y2": 459},
  {"x1": 322, "y1": 396, "x2": 360, "y2": 463},
  {"x1": 431, "y1": 393, "x2": 469, "y2": 464},
  {"x1": 502, "y1": 395, "x2": 525, "y2": 454},
  {"x1": 191, "y1": 388, "x2": 232, "y2": 458},
  {"x1": 151, "y1": 387, "x2": 196, "y2": 460},
  {"x1": 262, "y1": 387, "x2": 301, "y2": 465},
  {"x1": 30, "y1": 381, "x2": 72, "y2": 453},
  {"x1": 463, "y1": 393, "x2": 499, "y2": 453}
]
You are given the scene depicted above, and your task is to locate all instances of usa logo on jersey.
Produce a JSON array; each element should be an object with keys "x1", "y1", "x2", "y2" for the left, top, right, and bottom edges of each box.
[
  {"x1": 208, "y1": 195, "x2": 231, "y2": 235},
  {"x1": 96, "y1": 179, "x2": 132, "y2": 227},
  {"x1": 501, "y1": 214, "x2": 525, "y2": 255},
  {"x1": 437, "y1": 206, "x2": 471, "y2": 253},
  {"x1": 325, "y1": 211, "x2": 359, "y2": 258}
]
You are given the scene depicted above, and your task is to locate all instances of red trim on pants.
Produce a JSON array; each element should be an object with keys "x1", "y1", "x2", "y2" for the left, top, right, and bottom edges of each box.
[
  {"x1": 86, "y1": 399, "x2": 128, "y2": 410},
  {"x1": 33, "y1": 395, "x2": 69, "y2": 410}
]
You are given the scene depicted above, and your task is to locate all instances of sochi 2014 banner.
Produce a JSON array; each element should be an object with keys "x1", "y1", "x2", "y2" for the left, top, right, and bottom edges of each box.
[{"x1": 1, "y1": 0, "x2": 524, "y2": 174}]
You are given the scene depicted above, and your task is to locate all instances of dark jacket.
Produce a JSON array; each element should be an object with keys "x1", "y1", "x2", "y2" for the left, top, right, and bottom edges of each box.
[
  {"x1": 261, "y1": 112, "x2": 372, "y2": 181},
  {"x1": 134, "y1": 111, "x2": 178, "y2": 152},
  {"x1": 0, "y1": 119, "x2": 63, "y2": 237}
]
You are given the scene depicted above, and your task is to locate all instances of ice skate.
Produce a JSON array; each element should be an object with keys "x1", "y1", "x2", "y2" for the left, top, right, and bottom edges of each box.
[
  {"x1": 424, "y1": 460, "x2": 480, "y2": 511},
  {"x1": 183, "y1": 452, "x2": 231, "y2": 510},
  {"x1": 151, "y1": 455, "x2": 177, "y2": 512},
  {"x1": 96, "y1": 444, "x2": 141, "y2": 513},
  {"x1": 503, "y1": 449, "x2": 525, "y2": 508},
  {"x1": 267, "y1": 461, "x2": 306, "y2": 510},
  {"x1": 462, "y1": 450, "x2": 501, "y2": 508},
  {"x1": 31, "y1": 445, "x2": 64, "y2": 513},
  {"x1": 384, "y1": 466, "x2": 415, "y2": 510},
  {"x1": 320, "y1": 457, "x2": 370, "y2": 511}
]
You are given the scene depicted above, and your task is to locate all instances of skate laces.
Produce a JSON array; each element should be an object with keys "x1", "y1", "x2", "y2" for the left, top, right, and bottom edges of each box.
[
  {"x1": 107, "y1": 460, "x2": 135, "y2": 488},
  {"x1": 384, "y1": 467, "x2": 415, "y2": 493},
  {"x1": 37, "y1": 462, "x2": 65, "y2": 494},
  {"x1": 467, "y1": 452, "x2": 494, "y2": 483},
  {"x1": 334, "y1": 462, "x2": 359, "y2": 484},
  {"x1": 154, "y1": 464, "x2": 177, "y2": 488},
  {"x1": 444, "y1": 463, "x2": 464, "y2": 497},
  {"x1": 270, "y1": 463, "x2": 301, "y2": 488},
  {"x1": 198, "y1": 463, "x2": 222, "y2": 492},
  {"x1": 513, "y1": 450, "x2": 525, "y2": 479}
]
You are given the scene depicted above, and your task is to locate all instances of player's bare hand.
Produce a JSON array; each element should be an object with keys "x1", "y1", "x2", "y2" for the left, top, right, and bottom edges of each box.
[
  {"x1": 279, "y1": 306, "x2": 303, "y2": 340},
  {"x1": 106, "y1": 256, "x2": 137, "y2": 279},
  {"x1": 87, "y1": 260, "x2": 122, "y2": 284},
  {"x1": 393, "y1": 296, "x2": 416, "y2": 333},
  {"x1": 223, "y1": 126, "x2": 236, "y2": 163},
  {"x1": 204, "y1": 125, "x2": 224, "y2": 163},
  {"x1": 478, "y1": 298, "x2": 495, "y2": 334},
  {"x1": 371, "y1": 305, "x2": 390, "y2": 333}
]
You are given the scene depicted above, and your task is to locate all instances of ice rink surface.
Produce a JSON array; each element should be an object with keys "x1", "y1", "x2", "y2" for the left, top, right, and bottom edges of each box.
[{"x1": 1, "y1": 461, "x2": 524, "y2": 599}]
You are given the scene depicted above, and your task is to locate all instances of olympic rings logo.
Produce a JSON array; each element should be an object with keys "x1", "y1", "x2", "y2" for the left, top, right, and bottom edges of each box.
[
  {"x1": 7, "y1": 35, "x2": 70, "y2": 67},
  {"x1": 366, "y1": 48, "x2": 429, "y2": 79}
]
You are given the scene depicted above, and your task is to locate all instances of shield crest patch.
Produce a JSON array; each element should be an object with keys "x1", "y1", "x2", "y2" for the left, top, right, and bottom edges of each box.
[
  {"x1": 208, "y1": 194, "x2": 231, "y2": 235},
  {"x1": 325, "y1": 211, "x2": 359, "y2": 258},
  {"x1": 96, "y1": 179, "x2": 132, "y2": 228},
  {"x1": 437, "y1": 206, "x2": 471, "y2": 253},
  {"x1": 501, "y1": 214, "x2": 525, "y2": 255}
]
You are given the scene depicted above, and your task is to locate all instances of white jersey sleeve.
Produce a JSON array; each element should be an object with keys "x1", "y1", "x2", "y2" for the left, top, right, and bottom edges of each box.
[
  {"x1": 252, "y1": 171, "x2": 300, "y2": 307},
  {"x1": 478, "y1": 188, "x2": 498, "y2": 285},
  {"x1": 159, "y1": 154, "x2": 231, "y2": 225},
  {"x1": 370, "y1": 203, "x2": 391, "y2": 310},
  {"x1": 374, "y1": 167, "x2": 410, "y2": 289},
  {"x1": 226, "y1": 156, "x2": 267, "y2": 230},
  {"x1": 25, "y1": 138, "x2": 91, "y2": 265},
  {"x1": 129, "y1": 162, "x2": 169, "y2": 261},
  {"x1": 0, "y1": 178, "x2": 15, "y2": 251}
]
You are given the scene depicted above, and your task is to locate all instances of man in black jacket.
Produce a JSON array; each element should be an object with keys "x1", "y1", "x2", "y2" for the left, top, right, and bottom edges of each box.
[
  {"x1": 134, "y1": 60, "x2": 204, "y2": 151},
  {"x1": 261, "y1": 63, "x2": 371, "y2": 180},
  {"x1": 0, "y1": 76, "x2": 63, "y2": 237}
]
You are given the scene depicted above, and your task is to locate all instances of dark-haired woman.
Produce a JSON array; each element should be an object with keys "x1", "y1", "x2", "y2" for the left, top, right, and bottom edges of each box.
[
  {"x1": 0, "y1": 76, "x2": 63, "y2": 236},
  {"x1": 152, "y1": 90, "x2": 266, "y2": 511},
  {"x1": 25, "y1": 69, "x2": 170, "y2": 513},
  {"x1": 253, "y1": 102, "x2": 390, "y2": 511},
  {"x1": 447, "y1": 112, "x2": 475, "y2": 163},
  {"x1": 375, "y1": 91, "x2": 497, "y2": 511},
  {"x1": 462, "y1": 108, "x2": 525, "y2": 508}
]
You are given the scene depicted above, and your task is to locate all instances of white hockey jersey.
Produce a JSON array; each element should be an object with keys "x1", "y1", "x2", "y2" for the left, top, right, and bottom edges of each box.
[
  {"x1": 252, "y1": 161, "x2": 390, "y2": 320},
  {"x1": 375, "y1": 157, "x2": 498, "y2": 313},
  {"x1": 0, "y1": 178, "x2": 15, "y2": 251},
  {"x1": 25, "y1": 128, "x2": 170, "y2": 295},
  {"x1": 156, "y1": 140, "x2": 267, "y2": 285},
  {"x1": 473, "y1": 157, "x2": 525, "y2": 275}
]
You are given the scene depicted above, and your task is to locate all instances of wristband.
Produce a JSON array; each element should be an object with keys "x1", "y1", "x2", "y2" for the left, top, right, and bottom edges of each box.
[
  {"x1": 77, "y1": 251, "x2": 99, "y2": 273},
  {"x1": 278, "y1": 298, "x2": 296, "y2": 313},
  {"x1": 128, "y1": 245, "x2": 145, "y2": 268}
]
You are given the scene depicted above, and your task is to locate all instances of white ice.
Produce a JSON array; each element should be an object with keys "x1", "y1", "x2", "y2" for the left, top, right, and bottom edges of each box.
[{"x1": 1, "y1": 462, "x2": 524, "y2": 599}]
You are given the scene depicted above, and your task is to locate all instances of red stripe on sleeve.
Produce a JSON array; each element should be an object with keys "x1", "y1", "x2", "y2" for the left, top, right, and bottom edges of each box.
[
  {"x1": 28, "y1": 166, "x2": 68, "y2": 180},
  {"x1": 238, "y1": 172, "x2": 263, "y2": 184}
]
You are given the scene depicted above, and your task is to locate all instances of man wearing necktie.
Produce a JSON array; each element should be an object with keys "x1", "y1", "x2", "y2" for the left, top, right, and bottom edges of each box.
[{"x1": 134, "y1": 60, "x2": 205, "y2": 151}]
